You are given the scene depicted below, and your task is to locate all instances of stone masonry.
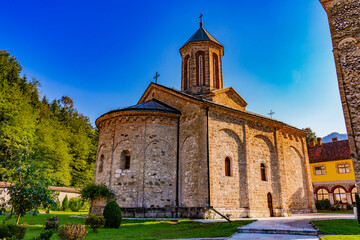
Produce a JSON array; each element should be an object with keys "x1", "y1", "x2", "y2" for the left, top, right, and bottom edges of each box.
[
  {"x1": 92, "y1": 22, "x2": 316, "y2": 218},
  {"x1": 320, "y1": 0, "x2": 360, "y2": 190}
]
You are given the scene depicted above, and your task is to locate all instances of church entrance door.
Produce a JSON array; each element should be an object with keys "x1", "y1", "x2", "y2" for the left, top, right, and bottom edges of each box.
[{"x1": 267, "y1": 192, "x2": 274, "y2": 217}]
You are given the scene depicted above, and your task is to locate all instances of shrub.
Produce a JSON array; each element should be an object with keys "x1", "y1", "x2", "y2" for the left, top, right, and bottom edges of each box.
[
  {"x1": 62, "y1": 195, "x2": 69, "y2": 211},
  {"x1": 68, "y1": 198, "x2": 84, "y2": 212},
  {"x1": 85, "y1": 214, "x2": 105, "y2": 232},
  {"x1": 329, "y1": 206, "x2": 337, "y2": 211},
  {"x1": 80, "y1": 184, "x2": 115, "y2": 202},
  {"x1": 58, "y1": 224, "x2": 87, "y2": 240},
  {"x1": 346, "y1": 203, "x2": 353, "y2": 210},
  {"x1": 103, "y1": 201, "x2": 122, "y2": 228},
  {"x1": 315, "y1": 199, "x2": 331, "y2": 210},
  {"x1": 33, "y1": 230, "x2": 54, "y2": 240},
  {"x1": 0, "y1": 224, "x2": 28, "y2": 239},
  {"x1": 355, "y1": 193, "x2": 360, "y2": 224},
  {"x1": 50, "y1": 201, "x2": 60, "y2": 211},
  {"x1": 44, "y1": 216, "x2": 59, "y2": 231}
]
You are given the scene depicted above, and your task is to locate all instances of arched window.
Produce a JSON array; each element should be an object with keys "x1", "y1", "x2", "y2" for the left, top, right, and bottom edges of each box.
[
  {"x1": 225, "y1": 157, "x2": 231, "y2": 176},
  {"x1": 316, "y1": 188, "x2": 329, "y2": 200},
  {"x1": 183, "y1": 55, "x2": 190, "y2": 89},
  {"x1": 333, "y1": 187, "x2": 347, "y2": 203},
  {"x1": 120, "y1": 150, "x2": 131, "y2": 170},
  {"x1": 213, "y1": 53, "x2": 220, "y2": 88},
  {"x1": 351, "y1": 187, "x2": 358, "y2": 203},
  {"x1": 196, "y1": 51, "x2": 205, "y2": 86},
  {"x1": 98, "y1": 155, "x2": 104, "y2": 173},
  {"x1": 261, "y1": 163, "x2": 267, "y2": 181}
]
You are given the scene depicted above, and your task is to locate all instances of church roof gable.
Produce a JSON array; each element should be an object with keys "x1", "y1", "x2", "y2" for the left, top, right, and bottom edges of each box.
[
  {"x1": 181, "y1": 27, "x2": 222, "y2": 49},
  {"x1": 202, "y1": 87, "x2": 248, "y2": 108}
]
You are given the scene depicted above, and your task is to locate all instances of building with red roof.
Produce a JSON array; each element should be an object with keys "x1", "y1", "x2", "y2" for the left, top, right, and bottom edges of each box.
[{"x1": 308, "y1": 137, "x2": 357, "y2": 205}]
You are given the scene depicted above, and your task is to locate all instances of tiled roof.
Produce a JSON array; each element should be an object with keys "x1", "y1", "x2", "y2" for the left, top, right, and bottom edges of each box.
[
  {"x1": 181, "y1": 27, "x2": 222, "y2": 49},
  {"x1": 0, "y1": 182, "x2": 80, "y2": 193},
  {"x1": 308, "y1": 140, "x2": 351, "y2": 163},
  {"x1": 101, "y1": 99, "x2": 181, "y2": 117}
]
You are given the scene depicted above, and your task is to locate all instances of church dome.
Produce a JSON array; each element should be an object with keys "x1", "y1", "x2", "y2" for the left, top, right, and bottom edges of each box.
[{"x1": 180, "y1": 25, "x2": 222, "y2": 50}]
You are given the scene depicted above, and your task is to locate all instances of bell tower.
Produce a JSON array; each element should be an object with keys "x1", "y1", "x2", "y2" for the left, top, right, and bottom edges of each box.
[{"x1": 180, "y1": 18, "x2": 224, "y2": 95}]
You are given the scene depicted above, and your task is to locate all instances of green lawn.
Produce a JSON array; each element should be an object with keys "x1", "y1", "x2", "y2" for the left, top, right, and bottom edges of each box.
[
  {"x1": 312, "y1": 219, "x2": 360, "y2": 235},
  {"x1": 0, "y1": 212, "x2": 254, "y2": 239},
  {"x1": 317, "y1": 210, "x2": 354, "y2": 214},
  {"x1": 321, "y1": 236, "x2": 360, "y2": 240}
]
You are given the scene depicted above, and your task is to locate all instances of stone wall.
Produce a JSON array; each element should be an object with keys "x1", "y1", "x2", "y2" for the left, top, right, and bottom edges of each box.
[
  {"x1": 94, "y1": 111, "x2": 179, "y2": 213},
  {"x1": 320, "y1": 0, "x2": 360, "y2": 189}
]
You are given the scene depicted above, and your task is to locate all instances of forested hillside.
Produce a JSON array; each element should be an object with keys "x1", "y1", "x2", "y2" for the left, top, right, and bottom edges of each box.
[{"x1": 0, "y1": 50, "x2": 98, "y2": 188}]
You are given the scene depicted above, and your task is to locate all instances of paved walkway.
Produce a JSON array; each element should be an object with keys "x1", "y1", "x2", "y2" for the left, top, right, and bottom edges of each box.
[
  {"x1": 229, "y1": 213, "x2": 354, "y2": 240},
  {"x1": 229, "y1": 213, "x2": 355, "y2": 240}
]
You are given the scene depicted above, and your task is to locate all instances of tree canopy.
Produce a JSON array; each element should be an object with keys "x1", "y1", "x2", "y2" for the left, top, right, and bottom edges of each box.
[{"x1": 0, "y1": 50, "x2": 98, "y2": 188}]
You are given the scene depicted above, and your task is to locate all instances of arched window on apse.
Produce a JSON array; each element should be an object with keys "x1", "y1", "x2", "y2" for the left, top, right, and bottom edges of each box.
[
  {"x1": 225, "y1": 157, "x2": 231, "y2": 176},
  {"x1": 196, "y1": 51, "x2": 205, "y2": 86},
  {"x1": 98, "y1": 155, "x2": 104, "y2": 173},
  {"x1": 261, "y1": 163, "x2": 267, "y2": 181},
  {"x1": 213, "y1": 53, "x2": 220, "y2": 88},
  {"x1": 183, "y1": 55, "x2": 190, "y2": 89},
  {"x1": 120, "y1": 150, "x2": 131, "y2": 170}
]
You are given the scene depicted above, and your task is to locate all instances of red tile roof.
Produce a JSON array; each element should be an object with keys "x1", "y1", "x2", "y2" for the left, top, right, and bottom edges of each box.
[
  {"x1": 308, "y1": 140, "x2": 351, "y2": 163},
  {"x1": 0, "y1": 182, "x2": 80, "y2": 193}
]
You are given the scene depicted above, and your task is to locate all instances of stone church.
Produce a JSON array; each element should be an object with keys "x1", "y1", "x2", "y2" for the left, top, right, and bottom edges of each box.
[{"x1": 92, "y1": 21, "x2": 316, "y2": 218}]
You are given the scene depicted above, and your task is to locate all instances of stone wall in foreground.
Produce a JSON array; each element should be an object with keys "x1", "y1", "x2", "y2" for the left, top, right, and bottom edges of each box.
[{"x1": 320, "y1": 0, "x2": 360, "y2": 189}]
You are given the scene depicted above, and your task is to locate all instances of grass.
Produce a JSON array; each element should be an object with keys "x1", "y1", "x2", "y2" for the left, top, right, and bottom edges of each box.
[
  {"x1": 321, "y1": 236, "x2": 360, "y2": 240},
  {"x1": 312, "y1": 219, "x2": 360, "y2": 235},
  {"x1": 317, "y1": 210, "x2": 354, "y2": 214},
  {"x1": 0, "y1": 212, "x2": 254, "y2": 239}
]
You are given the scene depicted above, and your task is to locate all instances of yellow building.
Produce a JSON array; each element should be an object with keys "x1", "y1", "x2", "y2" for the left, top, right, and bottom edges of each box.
[{"x1": 308, "y1": 138, "x2": 357, "y2": 205}]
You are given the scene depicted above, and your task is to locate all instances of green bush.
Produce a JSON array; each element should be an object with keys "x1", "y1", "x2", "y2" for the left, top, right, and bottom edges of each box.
[
  {"x1": 58, "y1": 224, "x2": 87, "y2": 240},
  {"x1": 315, "y1": 199, "x2": 331, "y2": 210},
  {"x1": 50, "y1": 201, "x2": 60, "y2": 211},
  {"x1": 0, "y1": 224, "x2": 28, "y2": 239},
  {"x1": 62, "y1": 195, "x2": 69, "y2": 211},
  {"x1": 85, "y1": 214, "x2": 105, "y2": 232},
  {"x1": 80, "y1": 184, "x2": 115, "y2": 201},
  {"x1": 103, "y1": 201, "x2": 122, "y2": 228},
  {"x1": 33, "y1": 230, "x2": 54, "y2": 240},
  {"x1": 68, "y1": 198, "x2": 84, "y2": 212}
]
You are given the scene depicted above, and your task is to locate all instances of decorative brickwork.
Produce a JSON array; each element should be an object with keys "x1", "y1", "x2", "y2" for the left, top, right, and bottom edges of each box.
[{"x1": 320, "y1": 0, "x2": 360, "y2": 189}]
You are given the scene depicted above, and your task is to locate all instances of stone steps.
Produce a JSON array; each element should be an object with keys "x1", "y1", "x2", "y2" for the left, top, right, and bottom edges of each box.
[{"x1": 237, "y1": 227, "x2": 318, "y2": 236}]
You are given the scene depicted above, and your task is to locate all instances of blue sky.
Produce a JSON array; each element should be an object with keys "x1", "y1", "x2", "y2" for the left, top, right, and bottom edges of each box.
[{"x1": 1, "y1": 0, "x2": 346, "y2": 137}]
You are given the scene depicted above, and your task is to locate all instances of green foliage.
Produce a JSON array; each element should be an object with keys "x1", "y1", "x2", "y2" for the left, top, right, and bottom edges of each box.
[
  {"x1": 315, "y1": 199, "x2": 331, "y2": 210},
  {"x1": 58, "y1": 223, "x2": 87, "y2": 240},
  {"x1": 355, "y1": 193, "x2": 360, "y2": 224},
  {"x1": 0, "y1": 224, "x2": 27, "y2": 239},
  {"x1": 0, "y1": 50, "x2": 98, "y2": 188},
  {"x1": 68, "y1": 198, "x2": 84, "y2": 212},
  {"x1": 302, "y1": 127, "x2": 317, "y2": 145},
  {"x1": 7, "y1": 152, "x2": 57, "y2": 224},
  {"x1": 62, "y1": 195, "x2": 69, "y2": 211},
  {"x1": 103, "y1": 201, "x2": 122, "y2": 228},
  {"x1": 80, "y1": 184, "x2": 115, "y2": 201},
  {"x1": 34, "y1": 230, "x2": 54, "y2": 240},
  {"x1": 85, "y1": 214, "x2": 105, "y2": 232},
  {"x1": 44, "y1": 216, "x2": 59, "y2": 231}
]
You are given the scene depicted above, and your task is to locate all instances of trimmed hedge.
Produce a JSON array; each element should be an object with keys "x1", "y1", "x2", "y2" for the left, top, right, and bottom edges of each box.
[
  {"x1": 0, "y1": 224, "x2": 28, "y2": 239},
  {"x1": 103, "y1": 201, "x2": 122, "y2": 228}
]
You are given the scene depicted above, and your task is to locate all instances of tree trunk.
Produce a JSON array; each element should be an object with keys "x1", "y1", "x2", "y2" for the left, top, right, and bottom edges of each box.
[{"x1": 16, "y1": 214, "x2": 21, "y2": 225}]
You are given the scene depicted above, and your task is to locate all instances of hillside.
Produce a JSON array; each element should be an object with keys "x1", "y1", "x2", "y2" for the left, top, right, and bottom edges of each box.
[{"x1": 322, "y1": 132, "x2": 348, "y2": 143}]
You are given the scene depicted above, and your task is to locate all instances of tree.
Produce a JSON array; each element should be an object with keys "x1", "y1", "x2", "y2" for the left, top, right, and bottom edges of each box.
[
  {"x1": 302, "y1": 127, "x2": 318, "y2": 145},
  {"x1": 7, "y1": 151, "x2": 57, "y2": 224}
]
